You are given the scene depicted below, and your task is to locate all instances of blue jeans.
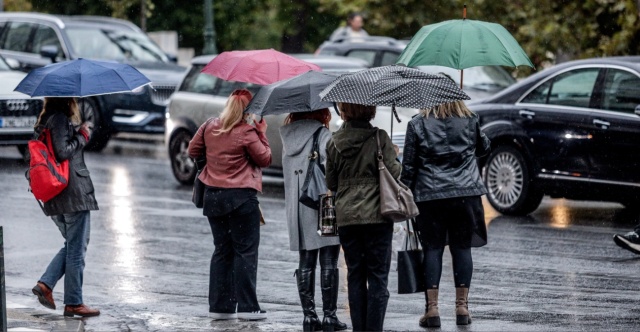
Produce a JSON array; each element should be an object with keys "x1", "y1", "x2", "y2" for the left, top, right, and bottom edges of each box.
[
  {"x1": 207, "y1": 199, "x2": 261, "y2": 313},
  {"x1": 39, "y1": 211, "x2": 91, "y2": 305}
]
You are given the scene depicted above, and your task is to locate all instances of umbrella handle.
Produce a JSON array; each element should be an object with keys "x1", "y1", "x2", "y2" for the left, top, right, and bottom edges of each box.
[{"x1": 392, "y1": 106, "x2": 401, "y2": 123}]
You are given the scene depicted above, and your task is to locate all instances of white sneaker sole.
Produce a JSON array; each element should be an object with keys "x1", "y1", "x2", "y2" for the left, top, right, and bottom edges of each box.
[
  {"x1": 237, "y1": 312, "x2": 267, "y2": 320},
  {"x1": 209, "y1": 312, "x2": 237, "y2": 320},
  {"x1": 614, "y1": 235, "x2": 640, "y2": 255}
]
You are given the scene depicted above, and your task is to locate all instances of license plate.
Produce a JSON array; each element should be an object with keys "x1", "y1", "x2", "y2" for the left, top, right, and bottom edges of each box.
[{"x1": 0, "y1": 116, "x2": 37, "y2": 128}]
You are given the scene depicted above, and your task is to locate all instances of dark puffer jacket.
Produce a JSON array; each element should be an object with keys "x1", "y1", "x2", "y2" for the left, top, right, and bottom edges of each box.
[
  {"x1": 325, "y1": 121, "x2": 401, "y2": 227},
  {"x1": 36, "y1": 111, "x2": 99, "y2": 216},
  {"x1": 400, "y1": 113, "x2": 490, "y2": 202}
]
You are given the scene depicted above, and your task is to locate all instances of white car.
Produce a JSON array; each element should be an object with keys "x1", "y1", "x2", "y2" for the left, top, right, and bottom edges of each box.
[{"x1": 0, "y1": 55, "x2": 42, "y2": 156}]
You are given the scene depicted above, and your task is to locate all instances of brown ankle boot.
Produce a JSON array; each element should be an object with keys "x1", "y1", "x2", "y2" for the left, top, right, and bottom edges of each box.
[
  {"x1": 419, "y1": 289, "x2": 440, "y2": 327},
  {"x1": 63, "y1": 304, "x2": 101, "y2": 317},
  {"x1": 455, "y1": 287, "x2": 471, "y2": 325}
]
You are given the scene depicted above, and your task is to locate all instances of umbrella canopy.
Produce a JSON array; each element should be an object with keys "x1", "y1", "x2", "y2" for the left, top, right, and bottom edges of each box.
[
  {"x1": 201, "y1": 49, "x2": 322, "y2": 85},
  {"x1": 319, "y1": 65, "x2": 470, "y2": 110},
  {"x1": 396, "y1": 19, "x2": 534, "y2": 70},
  {"x1": 245, "y1": 71, "x2": 340, "y2": 116},
  {"x1": 14, "y1": 58, "x2": 151, "y2": 97}
]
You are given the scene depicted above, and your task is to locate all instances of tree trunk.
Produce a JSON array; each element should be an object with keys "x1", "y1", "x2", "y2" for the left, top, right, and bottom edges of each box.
[{"x1": 280, "y1": 0, "x2": 307, "y2": 53}]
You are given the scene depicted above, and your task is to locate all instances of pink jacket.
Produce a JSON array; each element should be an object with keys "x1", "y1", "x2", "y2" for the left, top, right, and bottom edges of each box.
[{"x1": 188, "y1": 118, "x2": 271, "y2": 192}]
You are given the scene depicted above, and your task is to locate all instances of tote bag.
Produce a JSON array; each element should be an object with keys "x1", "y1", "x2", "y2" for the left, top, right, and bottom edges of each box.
[{"x1": 397, "y1": 219, "x2": 426, "y2": 294}]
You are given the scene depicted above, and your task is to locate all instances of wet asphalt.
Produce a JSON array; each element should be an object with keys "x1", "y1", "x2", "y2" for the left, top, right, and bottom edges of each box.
[{"x1": 1, "y1": 137, "x2": 639, "y2": 331}]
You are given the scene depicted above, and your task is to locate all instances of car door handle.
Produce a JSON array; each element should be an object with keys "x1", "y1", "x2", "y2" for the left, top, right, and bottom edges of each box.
[
  {"x1": 519, "y1": 110, "x2": 535, "y2": 119},
  {"x1": 593, "y1": 119, "x2": 610, "y2": 129}
]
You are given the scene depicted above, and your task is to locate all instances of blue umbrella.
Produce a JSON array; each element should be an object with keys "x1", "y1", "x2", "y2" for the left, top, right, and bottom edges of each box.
[{"x1": 14, "y1": 58, "x2": 151, "y2": 97}]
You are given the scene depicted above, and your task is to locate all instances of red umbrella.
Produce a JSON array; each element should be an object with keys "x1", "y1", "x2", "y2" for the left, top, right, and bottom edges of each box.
[{"x1": 201, "y1": 49, "x2": 322, "y2": 85}]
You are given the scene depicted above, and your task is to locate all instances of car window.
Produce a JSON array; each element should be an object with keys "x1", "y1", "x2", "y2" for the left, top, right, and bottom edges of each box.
[
  {"x1": 66, "y1": 27, "x2": 167, "y2": 62},
  {"x1": 601, "y1": 69, "x2": 640, "y2": 114},
  {"x1": 346, "y1": 50, "x2": 376, "y2": 66},
  {"x1": 521, "y1": 68, "x2": 599, "y2": 108},
  {"x1": 3, "y1": 22, "x2": 33, "y2": 52},
  {"x1": 380, "y1": 51, "x2": 399, "y2": 66},
  {"x1": 32, "y1": 25, "x2": 64, "y2": 58},
  {"x1": 179, "y1": 65, "x2": 217, "y2": 94}
]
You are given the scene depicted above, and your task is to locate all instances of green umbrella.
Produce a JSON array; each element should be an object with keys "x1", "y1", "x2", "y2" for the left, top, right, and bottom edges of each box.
[{"x1": 397, "y1": 6, "x2": 534, "y2": 88}]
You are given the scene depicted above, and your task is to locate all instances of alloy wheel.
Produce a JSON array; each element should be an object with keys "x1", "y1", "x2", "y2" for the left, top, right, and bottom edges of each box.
[{"x1": 486, "y1": 151, "x2": 524, "y2": 209}]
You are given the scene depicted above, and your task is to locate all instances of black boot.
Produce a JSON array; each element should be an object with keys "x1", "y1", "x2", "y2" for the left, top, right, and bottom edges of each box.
[
  {"x1": 296, "y1": 269, "x2": 322, "y2": 331},
  {"x1": 320, "y1": 269, "x2": 348, "y2": 331}
]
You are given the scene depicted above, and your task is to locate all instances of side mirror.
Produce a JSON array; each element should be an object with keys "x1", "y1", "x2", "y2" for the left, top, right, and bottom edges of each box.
[
  {"x1": 166, "y1": 53, "x2": 178, "y2": 63},
  {"x1": 40, "y1": 45, "x2": 59, "y2": 63},
  {"x1": 4, "y1": 57, "x2": 20, "y2": 70}
]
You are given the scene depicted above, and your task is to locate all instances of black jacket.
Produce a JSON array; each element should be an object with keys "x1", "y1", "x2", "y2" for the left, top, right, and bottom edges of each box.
[
  {"x1": 37, "y1": 111, "x2": 99, "y2": 216},
  {"x1": 400, "y1": 114, "x2": 490, "y2": 202}
]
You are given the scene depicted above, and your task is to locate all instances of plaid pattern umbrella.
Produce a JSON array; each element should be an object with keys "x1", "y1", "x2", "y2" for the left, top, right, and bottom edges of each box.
[
  {"x1": 319, "y1": 65, "x2": 469, "y2": 110},
  {"x1": 245, "y1": 71, "x2": 339, "y2": 116}
]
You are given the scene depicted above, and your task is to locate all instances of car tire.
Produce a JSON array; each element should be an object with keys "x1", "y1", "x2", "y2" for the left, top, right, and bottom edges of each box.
[
  {"x1": 17, "y1": 144, "x2": 29, "y2": 163},
  {"x1": 169, "y1": 130, "x2": 196, "y2": 185},
  {"x1": 483, "y1": 145, "x2": 543, "y2": 216},
  {"x1": 80, "y1": 98, "x2": 111, "y2": 152}
]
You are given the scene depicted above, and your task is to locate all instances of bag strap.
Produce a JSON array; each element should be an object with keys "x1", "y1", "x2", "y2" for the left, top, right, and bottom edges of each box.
[
  {"x1": 309, "y1": 126, "x2": 325, "y2": 171},
  {"x1": 404, "y1": 218, "x2": 420, "y2": 250}
]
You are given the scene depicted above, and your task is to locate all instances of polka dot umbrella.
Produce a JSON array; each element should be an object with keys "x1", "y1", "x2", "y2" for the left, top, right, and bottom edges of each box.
[{"x1": 319, "y1": 65, "x2": 469, "y2": 135}]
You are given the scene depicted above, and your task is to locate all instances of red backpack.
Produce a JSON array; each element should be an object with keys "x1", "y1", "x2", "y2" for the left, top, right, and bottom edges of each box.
[{"x1": 27, "y1": 127, "x2": 69, "y2": 202}]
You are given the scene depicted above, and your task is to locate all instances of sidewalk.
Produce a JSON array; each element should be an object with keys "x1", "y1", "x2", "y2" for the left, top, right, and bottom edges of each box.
[{"x1": 6, "y1": 299, "x2": 83, "y2": 332}]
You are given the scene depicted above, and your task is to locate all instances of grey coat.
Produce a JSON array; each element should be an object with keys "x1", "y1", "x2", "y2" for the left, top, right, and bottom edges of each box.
[
  {"x1": 37, "y1": 111, "x2": 99, "y2": 216},
  {"x1": 280, "y1": 120, "x2": 340, "y2": 251}
]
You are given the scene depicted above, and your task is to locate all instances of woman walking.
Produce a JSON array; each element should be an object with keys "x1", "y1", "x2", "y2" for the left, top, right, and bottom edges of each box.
[
  {"x1": 325, "y1": 103, "x2": 401, "y2": 331},
  {"x1": 188, "y1": 89, "x2": 271, "y2": 321},
  {"x1": 31, "y1": 97, "x2": 100, "y2": 317},
  {"x1": 280, "y1": 109, "x2": 348, "y2": 331},
  {"x1": 400, "y1": 100, "x2": 491, "y2": 327}
]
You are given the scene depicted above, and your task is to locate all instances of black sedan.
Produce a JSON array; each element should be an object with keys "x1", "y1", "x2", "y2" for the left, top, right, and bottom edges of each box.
[{"x1": 469, "y1": 56, "x2": 640, "y2": 215}]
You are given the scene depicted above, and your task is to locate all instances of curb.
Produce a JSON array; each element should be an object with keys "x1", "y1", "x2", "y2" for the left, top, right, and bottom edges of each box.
[{"x1": 7, "y1": 304, "x2": 84, "y2": 332}]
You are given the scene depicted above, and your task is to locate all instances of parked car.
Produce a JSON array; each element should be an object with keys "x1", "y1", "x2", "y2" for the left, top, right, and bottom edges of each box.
[
  {"x1": 316, "y1": 35, "x2": 516, "y2": 100},
  {"x1": 0, "y1": 54, "x2": 42, "y2": 156},
  {"x1": 468, "y1": 56, "x2": 640, "y2": 215},
  {"x1": 165, "y1": 54, "x2": 370, "y2": 184},
  {"x1": 0, "y1": 13, "x2": 186, "y2": 150}
]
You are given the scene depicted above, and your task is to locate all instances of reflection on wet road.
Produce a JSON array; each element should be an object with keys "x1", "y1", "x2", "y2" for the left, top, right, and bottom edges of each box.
[{"x1": 1, "y1": 140, "x2": 639, "y2": 331}]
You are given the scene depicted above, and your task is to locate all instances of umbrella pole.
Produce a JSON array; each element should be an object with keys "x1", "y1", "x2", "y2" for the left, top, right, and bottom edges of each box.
[
  {"x1": 390, "y1": 104, "x2": 394, "y2": 137},
  {"x1": 460, "y1": 69, "x2": 464, "y2": 89}
]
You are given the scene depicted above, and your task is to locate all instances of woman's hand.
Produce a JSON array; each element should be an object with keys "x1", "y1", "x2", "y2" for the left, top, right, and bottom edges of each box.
[{"x1": 255, "y1": 118, "x2": 268, "y2": 133}]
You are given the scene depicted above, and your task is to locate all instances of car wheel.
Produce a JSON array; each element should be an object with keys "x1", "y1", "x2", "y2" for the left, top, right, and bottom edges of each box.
[
  {"x1": 17, "y1": 144, "x2": 29, "y2": 163},
  {"x1": 169, "y1": 130, "x2": 196, "y2": 185},
  {"x1": 484, "y1": 145, "x2": 543, "y2": 216},
  {"x1": 80, "y1": 98, "x2": 111, "y2": 152}
]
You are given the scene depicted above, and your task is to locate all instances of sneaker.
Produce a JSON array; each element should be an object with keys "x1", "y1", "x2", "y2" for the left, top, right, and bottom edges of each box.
[
  {"x1": 237, "y1": 310, "x2": 267, "y2": 320},
  {"x1": 613, "y1": 231, "x2": 640, "y2": 255},
  {"x1": 209, "y1": 312, "x2": 237, "y2": 320}
]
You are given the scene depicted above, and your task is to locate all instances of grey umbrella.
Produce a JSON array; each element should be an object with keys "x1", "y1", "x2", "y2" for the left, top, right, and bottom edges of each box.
[{"x1": 244, "y1": 70, "x2": 341, "y2": 116}]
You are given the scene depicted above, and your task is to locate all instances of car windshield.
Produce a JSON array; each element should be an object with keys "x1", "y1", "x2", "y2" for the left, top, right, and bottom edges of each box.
[
  {"x1": 418, "y1": 65, "x2": 516, "y2": 90},
  {"x1": 66, "y1": 27, "x2": 168, "y2": 62}
]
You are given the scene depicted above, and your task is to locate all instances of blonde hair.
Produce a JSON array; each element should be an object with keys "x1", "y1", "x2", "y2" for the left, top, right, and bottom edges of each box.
[
  {"x1": 215, "y1": 89, "x2": 253, "y2": 135},
  {"x1": 35, "y1": 97, "x2": 81, "y2": 127},
  {"x1": 420, "y1": 100, "x2": 474, "y2": 119}
]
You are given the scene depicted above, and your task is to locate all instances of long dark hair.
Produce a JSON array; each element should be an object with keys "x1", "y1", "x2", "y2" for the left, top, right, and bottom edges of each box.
[
  {"x1": 284, "y1": 108, "x2": 331, "y2": 128},
  {"x1": 35, "y1": 97, "x2": 80, "y2": 127}
]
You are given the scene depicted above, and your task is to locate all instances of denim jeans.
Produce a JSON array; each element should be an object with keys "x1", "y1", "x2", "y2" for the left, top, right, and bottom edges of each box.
[
  {"x1": 207, "y1": 199, "x2": 261, "y2": 313},
  {"x1": 339, "y1": 223, "x2": 393, "y2": 332},
  {"x1": 39, "y1": 211, "x2": 91, "y2": 305}
]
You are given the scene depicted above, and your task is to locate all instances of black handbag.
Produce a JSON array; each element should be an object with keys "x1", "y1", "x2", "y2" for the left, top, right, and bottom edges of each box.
[
  {"x1": 397, "y1": 219, "x2": 426, "y2": 294},
  {"x1": 299, "y1": 127, "x2": 327, "y2": 210},
  {"x1": 192, "y1": 119, "x2": 212, "y2": 208}
]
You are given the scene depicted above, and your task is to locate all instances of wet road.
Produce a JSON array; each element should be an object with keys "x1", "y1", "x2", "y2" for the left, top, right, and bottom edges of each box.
[{"x1": 1, "y1": 138, "x2": 639, "y2": 331}]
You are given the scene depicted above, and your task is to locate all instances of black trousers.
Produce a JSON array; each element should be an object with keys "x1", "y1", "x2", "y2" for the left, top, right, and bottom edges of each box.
[
  {"x1": 207, "y1": 199, "x2": 261, "y2": 313},
  {"x1": 299, "y1": 245, "x2": 341, "y2": 270},
  {"x1": 339, "y1": 223, "x2": 393, "y2": 332}
]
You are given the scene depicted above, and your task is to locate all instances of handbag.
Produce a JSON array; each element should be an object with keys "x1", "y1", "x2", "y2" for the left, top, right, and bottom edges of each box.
[
  {"x1": 192, "y1": 119, "x2": 212, "y2": 208},
  {"x1": 376, "y1": 130, "x2": 419, "y2": 222},
  {"x1": 299, "y1": 127, "x2": 328, "y2": 210},
  {"x1": 397, "y1": 219, "x2": 426, "y2": 294}
]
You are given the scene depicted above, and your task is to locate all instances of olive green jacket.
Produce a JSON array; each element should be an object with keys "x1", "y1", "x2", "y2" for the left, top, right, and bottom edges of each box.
[{"x1": 326, "y1": 121, "x2": 402, "y2": 227}]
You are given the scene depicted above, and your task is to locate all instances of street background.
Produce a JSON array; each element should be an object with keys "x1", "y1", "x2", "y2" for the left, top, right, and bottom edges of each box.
[{"x1": 1, "y1": 138, "x2": 640, "y2": 331}]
